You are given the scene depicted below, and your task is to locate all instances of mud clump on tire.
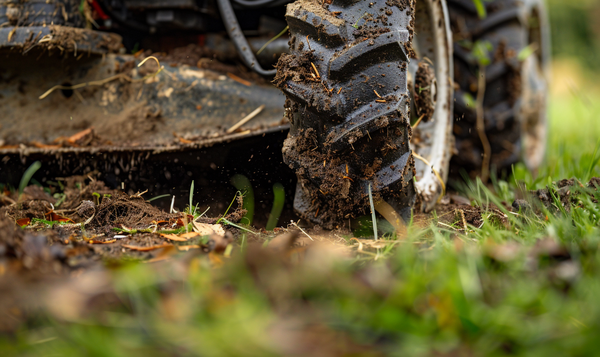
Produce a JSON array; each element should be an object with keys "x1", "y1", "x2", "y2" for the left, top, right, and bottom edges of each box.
[
  {"x1": 273, "y1": 51, "x2": 317, "y2": 88},
  {"x1": 282, "y1": 128, "x2": 354, "y2": 224}
]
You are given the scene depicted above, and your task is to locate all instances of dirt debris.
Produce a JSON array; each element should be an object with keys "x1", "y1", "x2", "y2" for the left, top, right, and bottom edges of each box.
[
  {"x1": 414, "y1": 62, "x2": 436, "y2": 122},
  {"x1": 89, "y1": 192, "x2": 177, "y2": 232},
  {"x1": 526, "y1": 177, "x2": 600, "y2": 214},
  {"x1": 273, "y1": 50, "x2": 318, "y2": 86},
  {"x1": 282, "y1": 127, "x2": 365, "y2": 226}
]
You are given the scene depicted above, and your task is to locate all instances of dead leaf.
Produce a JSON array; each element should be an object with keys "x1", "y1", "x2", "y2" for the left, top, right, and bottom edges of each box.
[
  {"x1": 16, "y1": 218, "x2": 31, "y2": 227},
  {"x1": 175, "y1": 214, "x2": 194, "y2": 227},
  {"x1": 180, "y1": 232, "x2": 200, "y2": 239},
  {"x1": 193, "y1": 222, "x2": 225, "y2": 236},
  {"x1": 160, "y1": 232, "x2": 199, "y2": 241},
  {"x1": 45, "y1": 211, "x2": 74, "y2": 223}
]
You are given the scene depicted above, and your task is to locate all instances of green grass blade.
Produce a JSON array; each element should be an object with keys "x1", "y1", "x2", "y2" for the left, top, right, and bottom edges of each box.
[
  {"x1": 189, "y1": 180, "x2": 195, "y2": 214},
  {"x1": 18, "y1": 161, "x2": 42, "y2": 195},
  {"x1": 368, "y1": 183, "x2": 378, "y2": 241},
  {"x1": 266, "y1": 183, "x2": 285, "y2": 231}
]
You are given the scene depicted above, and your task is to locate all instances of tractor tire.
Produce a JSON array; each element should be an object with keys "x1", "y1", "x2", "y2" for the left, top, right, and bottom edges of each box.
[
  {"x1": 275, "y1": 0, "x2": 454, "y2": 228},
  {"x1": 448, "y1": 0, "x2": 550, "y2": 179}
]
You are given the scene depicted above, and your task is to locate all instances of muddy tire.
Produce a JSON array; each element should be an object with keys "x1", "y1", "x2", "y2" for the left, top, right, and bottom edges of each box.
[
  {"x1": 275, "y1": 0, "x2": 418, "y2": 228},
  {"x1": 448, "y1": 0, "x2": 550, "y2": 178},
  {"x1": 275, "y1": 0, "x2": 454, "y2": 227}
]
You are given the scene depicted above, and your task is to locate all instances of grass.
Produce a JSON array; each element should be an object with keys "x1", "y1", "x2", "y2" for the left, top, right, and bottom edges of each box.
[{"x1": 3, "y1": 67, "x2": 600, "y2": 356}]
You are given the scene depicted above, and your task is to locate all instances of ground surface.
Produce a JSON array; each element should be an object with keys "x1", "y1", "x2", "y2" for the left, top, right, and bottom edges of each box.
[
  {"x1": 2, "y1": 168, "x2": 600, "y2": 355},
  {"x1": 2, "y1": 64, "x2": 600, "y2": 355}
]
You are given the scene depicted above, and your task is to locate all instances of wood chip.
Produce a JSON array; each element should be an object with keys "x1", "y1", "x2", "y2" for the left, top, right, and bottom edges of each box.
[{"x1": 226, "y1": 105, "x2": 265, "y2": 134}]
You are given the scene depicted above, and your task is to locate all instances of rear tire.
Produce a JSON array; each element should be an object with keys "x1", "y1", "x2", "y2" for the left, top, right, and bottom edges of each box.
[
  {"x1": 275, "y1": 0, "x2": 417, "y2": 228},
  {"x1": 276, "y1": 0, "x2": 454, "y2": 228},
  {"x1": 448, "y1": 0, "x2": 550, "y2": 179}
]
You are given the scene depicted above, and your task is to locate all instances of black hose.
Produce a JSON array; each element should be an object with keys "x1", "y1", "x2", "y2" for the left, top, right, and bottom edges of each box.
[{"x1": 217, "y1": 0, "x2": 277, "y2": 76}]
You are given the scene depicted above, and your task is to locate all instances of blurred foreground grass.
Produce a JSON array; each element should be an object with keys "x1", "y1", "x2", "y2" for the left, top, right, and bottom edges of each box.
[{"x1": 4, "y1": 60, "x2": 600, "y2": 356}]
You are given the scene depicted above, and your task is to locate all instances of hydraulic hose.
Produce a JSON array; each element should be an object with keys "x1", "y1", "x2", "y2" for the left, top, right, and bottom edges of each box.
[{"x1": 216, "y1": 0, "x2": 277, "y2": 76}]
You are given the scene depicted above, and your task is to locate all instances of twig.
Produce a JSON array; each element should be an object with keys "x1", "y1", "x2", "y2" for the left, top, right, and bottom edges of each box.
[
  {"x1": 39, "y1": 56, "x2": 164, "y2": 100},
  {"x1": 476, "y1": 64, "x2": 491, "y2": 182},
  {"x1": 226, "y1": 105, "x2": 265, "y2": 134},
  {"x1": 227, "y1": 73, "x2": 251, "y2": 86},
  {"x1": 311, "y1": 62, "x2": 320, "y2": 78},
  {"x1": 349, "y1": 238, "x2": 378, "y2": 257},
  {"x1": 368, "y1": 183, "x2": 378, "y2": 241},
  {"x1": 456, "y1": 208, "x2": 468, "y2": 231},
  {"x1": 291, "y1": 221, "x2": 314, "y2": 241},
  {"x1": 412, "y1": 114, "x2": 425, "y2": 129}
]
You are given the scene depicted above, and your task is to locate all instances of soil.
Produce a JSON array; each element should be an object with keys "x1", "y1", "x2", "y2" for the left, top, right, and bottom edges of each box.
[
  {"x1": 6, "y1": 175, "x2": 588, "y2": 272},
  {"x1": 414, "y1": 62, "x2": 436, "y2": 122},
  {"x1": 281, "y1": 127, "x2": 359, "y2": 224},
  {"x1": 273, "y1": 50, "x2": 318, "y2": 88}
]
